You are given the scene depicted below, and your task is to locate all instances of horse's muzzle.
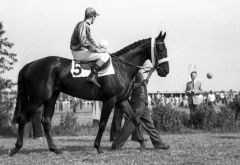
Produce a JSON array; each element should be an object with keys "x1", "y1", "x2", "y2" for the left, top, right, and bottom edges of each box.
[{"x1": 156, "y1": 62, "x2": 169, "y2": 77}]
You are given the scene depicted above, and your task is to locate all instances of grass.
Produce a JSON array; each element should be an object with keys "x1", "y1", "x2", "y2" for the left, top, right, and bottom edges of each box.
[{"x1": 1, "y1": 133, "x2": 240, "y2": 165}]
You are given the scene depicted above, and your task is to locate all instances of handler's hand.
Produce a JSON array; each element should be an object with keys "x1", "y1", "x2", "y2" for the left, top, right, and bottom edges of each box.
[{"x1": 142, "y1": 79, "x2": 149, "y2": 85}]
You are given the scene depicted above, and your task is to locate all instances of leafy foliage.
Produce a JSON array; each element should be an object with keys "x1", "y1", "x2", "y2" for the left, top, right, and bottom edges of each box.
[
  {"x1": 52, "y1": 112, "x2": 78, "y2": 136},
  {"x1": 0, "y1": 22, "x2": 17, "y2": 93},
  {"x1": 0, "y1": 22, "x2": 17, "y2": 74},
  {"x1": 151, "y1": 104, "x2": 188, "y2": 133},
  {"x1": 0, "y1": 22, "x2": 18, "y2": 135},
  {"x1": 152, "y1": 102, "x2": 240, "y2": 133}
]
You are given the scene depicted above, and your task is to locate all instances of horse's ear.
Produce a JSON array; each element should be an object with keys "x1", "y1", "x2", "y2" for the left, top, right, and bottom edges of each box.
[
  {"x1": 162, "y1": 32, "x2": 166, "y2": 40},
  {"x1": 157, "y1": 31, "x2": 162, "y2": 39}
]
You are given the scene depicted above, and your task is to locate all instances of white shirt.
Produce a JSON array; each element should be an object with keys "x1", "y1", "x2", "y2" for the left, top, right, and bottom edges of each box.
[
  {"x1": 208, "y1": 94, "x2": 216, "y2": 102},
  {"x1": 220, "y1": 93, "x2": 225, "y2": 99}
]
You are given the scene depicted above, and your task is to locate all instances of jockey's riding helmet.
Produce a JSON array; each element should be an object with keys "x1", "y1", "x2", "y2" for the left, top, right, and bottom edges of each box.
[{"x1": 85, "y1": 7, "x2": 99, "y2": 19}]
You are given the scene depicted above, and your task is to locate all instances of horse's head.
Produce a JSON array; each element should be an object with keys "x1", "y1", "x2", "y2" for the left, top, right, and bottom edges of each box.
[{"x1": 151, "y1": 31, "x2": 169, "y2": 77}]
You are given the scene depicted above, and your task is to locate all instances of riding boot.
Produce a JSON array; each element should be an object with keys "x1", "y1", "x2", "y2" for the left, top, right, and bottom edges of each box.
[{"x1": 87, "y1": 64, "x2": 101, "y2": 87}]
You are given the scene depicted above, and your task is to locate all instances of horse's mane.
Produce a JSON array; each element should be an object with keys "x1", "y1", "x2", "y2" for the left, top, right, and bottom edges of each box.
[{"x1": 111, "y1": 38, "x2": 150, "y2": 57}]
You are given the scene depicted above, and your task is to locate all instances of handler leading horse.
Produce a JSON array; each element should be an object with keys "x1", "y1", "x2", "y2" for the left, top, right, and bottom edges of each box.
[{"x1": 10, "y1": 31, "x2": 169, "y2": 156}]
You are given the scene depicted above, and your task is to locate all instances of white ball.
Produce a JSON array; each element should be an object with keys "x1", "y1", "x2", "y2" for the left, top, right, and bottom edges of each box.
[{"x1": 99, "y1": 39, "x2": 110, "y2": 49}]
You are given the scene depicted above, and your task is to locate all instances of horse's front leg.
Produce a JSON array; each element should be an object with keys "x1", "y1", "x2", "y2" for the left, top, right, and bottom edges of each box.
[{"x1": 94, "y1": 97, "x2": 116, "y2": 153}]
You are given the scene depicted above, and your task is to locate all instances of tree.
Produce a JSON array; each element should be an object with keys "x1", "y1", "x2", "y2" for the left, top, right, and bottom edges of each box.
[
  {"x1": 0, "y1": 22, "x2": 17, "y2": 74},
  {"x1": 0, "y1": 22, "x2": 17, "y2": 91},
  {"x1": 0, "y1": 22, "x2": 17, "y2": 128}
]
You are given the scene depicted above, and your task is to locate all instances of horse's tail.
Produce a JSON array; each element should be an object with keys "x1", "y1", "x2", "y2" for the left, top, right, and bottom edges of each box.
[{"x1": 12, "y1": 63, "x2": 31, "y2": 124}]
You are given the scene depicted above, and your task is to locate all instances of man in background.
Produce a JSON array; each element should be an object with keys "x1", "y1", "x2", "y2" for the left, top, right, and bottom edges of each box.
[
  {"x1": 207, "y1": 90, "x2": 216, "y2": 107},
  {"x1": 185, "y1": 71, "x2": 203, "y2": 128},
  {"x1": 92, "y1": 101, "x2": 102, "y2": 127}
]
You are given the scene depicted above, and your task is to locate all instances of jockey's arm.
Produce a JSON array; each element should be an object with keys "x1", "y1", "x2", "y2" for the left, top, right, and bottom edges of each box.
[
  {"x1": 86, "y1": 26, "x2": 99, "y2": 49},
  {"x1": 85, "y1": 26, "x2": 107, "y2": 53}
]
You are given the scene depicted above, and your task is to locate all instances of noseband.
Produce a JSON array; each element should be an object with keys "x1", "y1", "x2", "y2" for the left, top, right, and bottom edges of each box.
[{"x1": 151, "y1": 37, "x2": 170, "y2": 68}]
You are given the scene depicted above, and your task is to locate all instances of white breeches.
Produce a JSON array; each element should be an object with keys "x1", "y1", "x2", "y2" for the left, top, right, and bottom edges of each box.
[{"x1": 72, "y1": 50, "x2": 110, "y2": 65}]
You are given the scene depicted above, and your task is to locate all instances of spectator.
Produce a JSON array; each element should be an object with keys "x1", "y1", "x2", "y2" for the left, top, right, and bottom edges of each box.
[
  {"x1": 148, "y1": 94, "x2": 152, "y2": 109},
  {"x1": 151, "y1": 94, "x2": 156, "y2": 106},
  {"x1": 185, "y1": 71, "x2": 203, "y2": 128},
  {"x1": 148, "y1": 94, "x2": 152, "y2": 106},
  {"x1": 79, "y1": 99, "x2": 83, "y2": 110},
  {"x1": 183, "y1": 95, "x2": 188, "y2": 108},
  {"x1": 92, "y1": 101, "x2": 102, "y2": 127},
  {"x1": 70, "y1": 97, "x2": 77, "y2": 113},
  {"x1": 227, "y1": 89, "x2": 235, "y2": 104},
  {"x1": 220, "y1": 92, "x2": 226, "y2": 104},
  {"x1": 207, "y1": 90, "x2": 216, "y2": 107},
  {"x1": 156, "y1": 91, "x2": 161, "y2": 100},
  {"x1": 155, "y1": 91, "x2": 161, "y2": 105}
]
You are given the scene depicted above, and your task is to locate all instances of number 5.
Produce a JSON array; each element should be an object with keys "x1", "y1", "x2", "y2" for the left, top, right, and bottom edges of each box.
[{"x1": 73, "y1": 62, "x2": 81, "y2": 76}]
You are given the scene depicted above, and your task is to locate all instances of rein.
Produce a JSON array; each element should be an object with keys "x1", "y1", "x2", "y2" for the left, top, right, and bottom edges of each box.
[
  {"x1": 145, "y1": 67, "x2": 156, "y2": 82},
  {"x1": 110, "y1": 37, "x2": 170, "y2": 81},
  {"x1": 110, "y1": 54, "x2": 145, "y2": 70}
]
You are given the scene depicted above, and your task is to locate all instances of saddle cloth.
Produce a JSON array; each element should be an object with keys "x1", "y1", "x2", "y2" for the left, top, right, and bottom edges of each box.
[{"x1": 71, "y1": 58, "x2": 115, "y2": 78}]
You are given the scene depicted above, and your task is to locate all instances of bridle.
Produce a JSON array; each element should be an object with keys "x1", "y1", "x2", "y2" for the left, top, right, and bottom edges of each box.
[
  {"x1": 111, "y1": 37, "x2": 169, "y2": 80},
  {"x1": 151, "y1": 37, "x2": 170, "y2": 68}
]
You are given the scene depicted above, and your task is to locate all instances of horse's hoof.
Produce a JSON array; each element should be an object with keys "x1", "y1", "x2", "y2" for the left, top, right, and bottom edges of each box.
[
  {"x1": 154, "y1": 144, "x2": 170, "y2": 150},
  {"x1": 50, "y1": 148, "x2": 62, "y2": 154},
  {"x1": 111, "y1": 145, "x2": 122, "y2": 151},
  {"x1": 97, "y1": 148, "x2": 104, "y2": 154},
  {"x1": 8, "y1": 148, "x2": 19, "y2": 157}
]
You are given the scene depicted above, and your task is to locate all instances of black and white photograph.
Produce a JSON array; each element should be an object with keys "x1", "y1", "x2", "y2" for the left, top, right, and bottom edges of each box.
[{"x1": 1, "y1": 0, "x2": 240, "y2": 164}]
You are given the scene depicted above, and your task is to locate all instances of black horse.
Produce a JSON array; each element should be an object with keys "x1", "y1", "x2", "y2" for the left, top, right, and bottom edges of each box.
[{"x1": 10, "y1": 31, "x2": 169, "y2": 156}]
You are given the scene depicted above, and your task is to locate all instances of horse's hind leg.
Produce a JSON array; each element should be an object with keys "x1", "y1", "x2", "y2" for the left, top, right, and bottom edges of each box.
[
  {"x1": 9, "y1": 121, "x2": 26, "y2": 156},
  {"x1": 9, "y1": 102, "x2": 41, "y2": 156},
  {"x1": 41, "y1": 92, "x2": 61, "y2": 154}
]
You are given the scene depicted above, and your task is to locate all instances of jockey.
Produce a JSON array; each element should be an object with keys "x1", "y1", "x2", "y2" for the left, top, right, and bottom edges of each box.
[{"x1": 70, "y1": 7, "x2": 110, "y2": 87}]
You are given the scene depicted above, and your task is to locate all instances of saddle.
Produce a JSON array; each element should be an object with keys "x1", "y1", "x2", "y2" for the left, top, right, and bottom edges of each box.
[{"x1": 74, "y1": 59, "x2": 110, "y2": 71}]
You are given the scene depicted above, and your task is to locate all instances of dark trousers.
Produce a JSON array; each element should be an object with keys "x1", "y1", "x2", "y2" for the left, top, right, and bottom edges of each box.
[
  {"x1": 131, "y1": 123, "x2": 143, "y2": 141},
  {"x1": 189, "y1": 103, "x2": 197, "y2": 116},
  {"x1": 110, "y1": 106, "x2": 141, "y2": 142},
  {"x1": 112, "y1": 101, "x2": 164, "y2": 148},
  {"x1": 189, "y1": 103, "x2": 202, "y2": 128}
]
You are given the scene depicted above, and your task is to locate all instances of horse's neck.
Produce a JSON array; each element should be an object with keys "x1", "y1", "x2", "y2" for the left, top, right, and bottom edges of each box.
[{"x1": 119, "y1": 46, "x2": 150, "y2": 79}]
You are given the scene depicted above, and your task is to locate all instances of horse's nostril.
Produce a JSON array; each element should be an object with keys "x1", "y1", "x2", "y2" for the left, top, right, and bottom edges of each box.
[{"x1": 163, "y1": 70, "x2": 167, "y2": 76}]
